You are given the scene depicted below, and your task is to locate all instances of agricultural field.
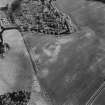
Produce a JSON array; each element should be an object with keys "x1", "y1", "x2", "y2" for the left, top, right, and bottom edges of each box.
[{"x1": 0, "y1": 0, "x2": 105, "y2": 105}]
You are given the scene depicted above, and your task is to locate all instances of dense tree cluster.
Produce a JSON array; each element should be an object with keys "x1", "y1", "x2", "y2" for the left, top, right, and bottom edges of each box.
[
  {"x1": 0, "y1": 90, "x2": 31, "y2": 105},
  {"x1": 11, "y1": 0, "x2": 77, "y2": 35}
]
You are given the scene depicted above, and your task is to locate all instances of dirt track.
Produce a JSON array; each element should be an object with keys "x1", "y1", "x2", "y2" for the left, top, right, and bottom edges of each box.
[
  {"x1": 0, "y1": 0, "x2": 105, "y2": 105},
  {"x1": 0, "y1": 29, "x2": 50, "y2": 105}
]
